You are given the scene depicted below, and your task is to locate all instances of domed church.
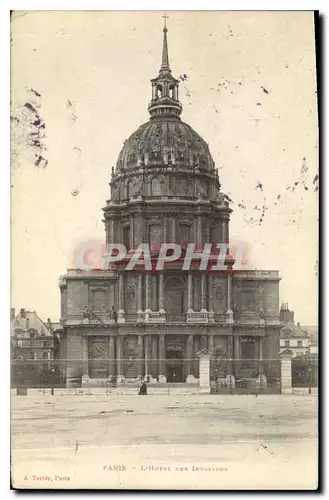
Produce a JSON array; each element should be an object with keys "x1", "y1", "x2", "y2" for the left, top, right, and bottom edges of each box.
[{"x1": 59, "y1": 21, "x2": 281, "y2": 390}]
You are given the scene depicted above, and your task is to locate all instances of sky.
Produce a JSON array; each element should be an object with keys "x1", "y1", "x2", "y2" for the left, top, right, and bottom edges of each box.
[{"x1": 11, "y1": 10, "x2": 318, "y2": 325}]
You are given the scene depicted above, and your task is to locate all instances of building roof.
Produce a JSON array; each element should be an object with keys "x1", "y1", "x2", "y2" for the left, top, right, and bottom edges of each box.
[
  {"x1": 11, "y1": 310, "x2": 52, "y2": 337},
  {"x1": 280, "y1": 321, "x2": 310, "y2": 339},
  {"x1": 300, "y1": 325, "x2": 318, "y2": 343}
]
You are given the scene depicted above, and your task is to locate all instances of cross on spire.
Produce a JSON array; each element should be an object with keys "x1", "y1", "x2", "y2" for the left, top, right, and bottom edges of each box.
[
  {"x1": 162, "y1": 13, "x2": 169, "y2": 31},
  {"x1": 160, "y1": 14, "x2": 170, "y2": 71}
]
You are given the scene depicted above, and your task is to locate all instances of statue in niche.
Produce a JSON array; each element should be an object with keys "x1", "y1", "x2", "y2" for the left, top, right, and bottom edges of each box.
[{"x1": 232, "y1": 303, "x2": 240, "y2": 320}]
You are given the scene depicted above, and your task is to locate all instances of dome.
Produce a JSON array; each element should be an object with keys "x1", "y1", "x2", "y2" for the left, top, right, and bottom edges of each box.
[
  {"x1": 115, "y1": 119, "x2": 215, "y2": 174},
  {"x1": 108, "y1": 22, "x2": 224, "y2": 206}
]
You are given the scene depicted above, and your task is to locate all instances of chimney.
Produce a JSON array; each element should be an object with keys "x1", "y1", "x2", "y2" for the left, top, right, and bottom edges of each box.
[
  {"x1": 280, "y1": 304, "x2": 295, "y2": 324},
  {"x1": 297, "y1": 321, "x2": 300, "y2": 329},
  {"x1": 20, "y1": 308, "x2": 26, "y2": 318},
  {"x1": 10, "y1": 308, "x2": 15, "y2": 321}
]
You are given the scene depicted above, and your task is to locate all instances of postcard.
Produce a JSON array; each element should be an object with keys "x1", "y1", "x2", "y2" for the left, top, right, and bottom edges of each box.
[{"x1": 11, "y1": 10, "x2": 318, "y2": 490}]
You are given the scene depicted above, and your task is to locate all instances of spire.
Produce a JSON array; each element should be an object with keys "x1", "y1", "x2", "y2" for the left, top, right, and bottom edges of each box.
[
  {"x1": 160, "y1": 14, "x2": 170, "y2": 72},
  {"x1": 148, "y1": 15, "x2": 182, "y2": 119}
]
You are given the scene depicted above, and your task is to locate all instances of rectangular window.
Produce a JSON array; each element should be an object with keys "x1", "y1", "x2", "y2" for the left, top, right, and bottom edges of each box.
[
  {"x1": 297, "y1": 340, "x2": 302, "y2": 347},
  {"x1": 284, "y1": 340, "x2": 290, "y2": 347}
]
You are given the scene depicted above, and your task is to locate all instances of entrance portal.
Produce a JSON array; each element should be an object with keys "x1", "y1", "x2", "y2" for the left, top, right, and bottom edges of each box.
[{"x1": 166, "y1": 349, "x2": 184, "y2": 382}]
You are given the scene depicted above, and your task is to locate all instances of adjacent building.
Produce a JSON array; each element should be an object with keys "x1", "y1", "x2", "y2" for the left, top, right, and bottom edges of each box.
[
  {"x1": 11, "y1": 308, "x2": 61, "y2": 386},
  {"x1": 279, "y1": 321, "x2": 311, "y2": 358}
]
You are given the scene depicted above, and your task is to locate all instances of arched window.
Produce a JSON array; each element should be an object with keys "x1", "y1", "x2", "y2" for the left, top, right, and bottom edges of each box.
[
  {"x1": 151, "y1": 177, "x2": 162, "y2": 196},
  {"x1": 123, "y1": 226, "x2": 130, "y2": 251},
  {"x1": 156, "y1": 85, "x2": 163, "y2": 99},
  {"x1": 169, "y1": 85, "x2": 175, "y2": 99}
]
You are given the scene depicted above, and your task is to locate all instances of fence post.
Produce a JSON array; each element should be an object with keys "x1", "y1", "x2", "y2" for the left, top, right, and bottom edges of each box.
[
  {"x1": 280, "y1": 349, "x2": 293, "y2": 395},
  {"x1": 197, "y1": 348, "x2": 211, "y2": 394}
]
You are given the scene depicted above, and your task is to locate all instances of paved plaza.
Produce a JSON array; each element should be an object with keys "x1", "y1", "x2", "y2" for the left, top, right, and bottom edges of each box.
[{"x1": 11, "y1": 393, "x2": 318, "y2": 490}]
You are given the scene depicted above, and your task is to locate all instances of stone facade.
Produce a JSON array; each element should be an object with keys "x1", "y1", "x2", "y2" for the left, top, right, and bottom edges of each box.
[{"x1": 59, "y1": 24, "x2": 281, "y2": 389}]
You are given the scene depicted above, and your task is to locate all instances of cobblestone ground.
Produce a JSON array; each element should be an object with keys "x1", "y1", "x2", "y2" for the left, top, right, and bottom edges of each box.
[{"x1": 11, "y1": 394, "x2": 318, "y2": 490}]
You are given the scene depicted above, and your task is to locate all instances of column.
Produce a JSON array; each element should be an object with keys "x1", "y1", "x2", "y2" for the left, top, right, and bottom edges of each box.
[
  {"x1": 137, "y1": 273, "x2": 143, "y2": 321},
  {"x1": 258, "y1": 336, "x2": 267, "y2": 388},
  {"x1": 221, "y1": 220, "x2": 226, "y2": 243},
  {"x1": 144, "y1": 335, "x2": 150, "y2": 379},
  {"x1": 208, "y1": 335, "x2": 214, "y2": 355},
  {"x1": 208, "y1": 275, "x2": 214, "y2": 322},
  {"x1": 197, "y1": 214, "x2": 202, "y2": 250},
  {"x1": 108, "y1": 336, "x2": 115, "y2": 378},
  {"x1": 171, "y1": 217, "x2": 176, "y2": 243},
  {"x1": 226, "y1": 267, "x2": 234, "y2": 324},
  {"x1": 138, "y1": 335, "x2": 144, "y2": 378},
  {"x1": 151, "y1": 336, "x2": 158, "y2": 379},
  {"x1": 152, "y1": 275, "x2": 157, "y2": 311},
  {"x1": 116, "y1": 336, "x2": 124, "y2": 383},
  {"x1": 226, "y1": 335, "x2": 235, "y2": 388},
  {"x1": 187, "y1": 272, "x2": 193, "y2": 312},
  {"x1": 163, "y1": 216, "x2": 168, "y2": 243},
  {"x1": 208, "y1": 275, "x2": 213, "y2": 312},
  {"x1": 186, "y1": 335, "x2": 195, "y2": 383},
  {"x1": 225, "y1": 221, "x2": 229, "y2": 244},
  {"x1": 233, "y1": 335, "x2": 240, "y2": 375},
  {"x1": 130, "y1": 215, "x2": 134, "y2": 249},
  {"x1": 107, "y1": 219, "x2": 115, "y2": 245},
  {"x1": 205, "y1": 220, "x2": 210, "y2": 243},
  {"x1": 201, "y1": 273, "x2": 207, "y2": 312},
  {"x1": 82, "y1": 337, "x2": 89, "y2": 378},
  {"x1": 145, "y1": 274, "x2": 151, "y2": 318},
  {"x1": 118, "y1": 273, "x2": 125, "y2": 323},
  {"x1": 158, "y1": 334, "x2": 166, "y2": 383},
  {"x1": 259, "y1": 337, "x2": 264, "y2": 374},
  {"x1": 159, "y1": 273, "x2": 165, "y2": 313}
]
